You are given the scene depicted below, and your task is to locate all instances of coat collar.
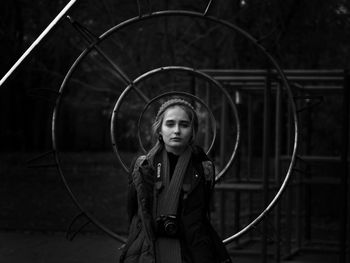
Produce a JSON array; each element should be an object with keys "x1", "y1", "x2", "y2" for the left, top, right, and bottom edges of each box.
[{"x1": 152, "y1": 145, "x2": 211, "y2": 198}]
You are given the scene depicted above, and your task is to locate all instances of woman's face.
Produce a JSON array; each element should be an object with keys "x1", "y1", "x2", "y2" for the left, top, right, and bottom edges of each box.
[{"x1": 160, "y1": 105, "x2": 193, "y2": 154}]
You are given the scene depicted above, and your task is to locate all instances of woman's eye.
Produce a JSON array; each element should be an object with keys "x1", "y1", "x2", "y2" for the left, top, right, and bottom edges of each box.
[
  {"x1": 180, "y1": 122, "x2": 190, "y2": 128},
  {"x1": 165, "y1": 122, "x2": 175, "y2": 127},
  {"x1": 164, "y1": 121, "x2": 190, "y2": 128}
]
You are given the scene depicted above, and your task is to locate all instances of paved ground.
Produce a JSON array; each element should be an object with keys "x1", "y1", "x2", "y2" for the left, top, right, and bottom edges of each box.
[
  {"x1": 0, "y1": 231, "x2": 341, "y2": 263},
  {"x1": 0, "y1": 231, "x2": 123, "y2": 263}
]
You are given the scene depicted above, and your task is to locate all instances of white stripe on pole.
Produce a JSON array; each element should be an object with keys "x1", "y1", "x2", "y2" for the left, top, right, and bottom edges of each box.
[{"x1": 0, "y1": 0, "x2": 78, "y2": 87}]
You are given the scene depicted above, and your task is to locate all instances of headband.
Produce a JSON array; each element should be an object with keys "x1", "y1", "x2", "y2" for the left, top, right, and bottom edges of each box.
[{"x1": 155, "y1": 98, "x2": 196, "y2": 121}]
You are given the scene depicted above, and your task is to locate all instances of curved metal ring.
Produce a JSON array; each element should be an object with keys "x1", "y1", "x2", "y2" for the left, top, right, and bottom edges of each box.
[
  {"x1": 53, "y1": 10, "x2": 298, "y2": 243},
  {"x1": 136, "y1": 91, "x2": 217, "y2": 155},
  {"x1": 110, "y1": 66, "x2": 240, "y2": 180}
]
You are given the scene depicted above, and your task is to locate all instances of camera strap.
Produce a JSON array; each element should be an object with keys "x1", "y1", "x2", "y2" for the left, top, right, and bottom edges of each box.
[
  {"x1": 157, "y1": 146, "x2": 191, "y2": 215},
  {"x1": 155, "y1": 146, "x2": 192, "y2": 263}
]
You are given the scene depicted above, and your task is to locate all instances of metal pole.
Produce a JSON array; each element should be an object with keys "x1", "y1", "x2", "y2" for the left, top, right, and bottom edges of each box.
[
  {"x1": 295, "y1": 90, "x2": 303, "y2": 252},
  {"x1": 0, "y1": 0, "x2": 78, "y2": 87},
  {"x1": 285, "y1": 96, "x2": 293, "y2": 256},
  {"x1": 262, "y1": 70, "x2": 272, "y2": 263},
  {"x1": 339, "y1": 70, "x2": 349, "y2": 263},
  {"x1": 234, "y1": 141, "x2": 241, "y2": 247},
  {"x1": 220, "y1": 94, "x2": 227, "y2": 169},
  {"x1": 204, "y1": 84, "x2": 210, "y2": 150},
  {"x1": 234, "y1": 89, "x2": 242, "y2": 247},
  {"x1": 296, "y1": 158, "x2": 302, "y2": 251},
  {"x1": 304, "y1": 94, "x2": 312, "y2": 242},
  {"x1": 220, "y1": 94, "x2": 227, "y2": 236},
  {"x1": 274, "y1": 83, "x2": 282, "y2": 263},
  {"x1": 221, "y1": 191, "x2": 227, "y2": 237},
  {"x1": 247, "y1": 95, "x2": 254, "y2": 241}
]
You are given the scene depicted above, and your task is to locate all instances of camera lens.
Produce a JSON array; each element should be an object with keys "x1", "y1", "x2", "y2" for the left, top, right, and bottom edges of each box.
[{"x1": 164, "y1": 220, "x2": 177, "y2": 236}]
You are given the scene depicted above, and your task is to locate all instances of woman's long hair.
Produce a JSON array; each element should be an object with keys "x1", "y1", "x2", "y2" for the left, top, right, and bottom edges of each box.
[{"x1": 146, "y1": 99, "x2": 198, "y2": 165}]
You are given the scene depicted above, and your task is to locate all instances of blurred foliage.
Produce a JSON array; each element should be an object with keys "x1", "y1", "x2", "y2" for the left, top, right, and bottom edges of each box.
[
  {"x1": 0, "y1": 0, "x2": 348, "y2": 242},
  {"x1": 0, "y1": 0, "x2": 349, "y2": 152}
]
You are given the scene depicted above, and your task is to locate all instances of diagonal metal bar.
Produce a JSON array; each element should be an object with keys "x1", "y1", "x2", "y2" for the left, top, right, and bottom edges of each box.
[
  {"x1": 294, "y1": 95, "x2": 324, "y2": 113},
  {"x1": 52, "y1": 151, "x2": 127, "y2": 242},
  {"x1": 67, "y1": 16, "x2": 130, "y2": 84},
  {"x1": 295, "y1": 154, "x2": 308, "y2": 164},
  {"x1": 204, "y1": 0, "x2": 214, "y2": 16},
  {"x1": 26, "y1": 150, "x2": 58, "y2": 169},
  {"x1": 292, "y1": 155, "x2": 311, "y2": 176},
  {"x1": 292, "y1": 167, "x2": 309, "y2": 176},
  {"x1": 66, "y1": 212, "x2": 93, "y2": 241},
  {"x1": 67, "y1": 15, "x2": 96, "y2": 42},
  {"x1": 0, "y1": 0, "x2": 78, "y2": 87},
  {"x1": 256, "y1": 26, "x2": 279, "y2": 45},
  {"x1": 27, "y1": 151, "x2": 55, "y2": 162},
  {"x1": 292, "y1": 83, "x2": 324, "y2": 113},
  {"x1": 67, "y1": 16, "x2": 149, "y2": 103}
]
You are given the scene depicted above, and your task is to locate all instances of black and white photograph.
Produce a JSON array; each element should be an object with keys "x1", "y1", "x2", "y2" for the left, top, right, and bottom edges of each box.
[{"x1": 1, "y1": 1, "x2": 349, "y2": 263}]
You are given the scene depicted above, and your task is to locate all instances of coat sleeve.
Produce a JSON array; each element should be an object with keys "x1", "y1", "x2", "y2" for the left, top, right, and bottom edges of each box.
[
  {"x1": 126, "y1": 155, "x2": 151, "y2": 224},
  {"x1": 126, "y1": 159, "x2": 138, "y2": 224},
  {"x1": 204, "y1": 162, "x2": 233, "y2": 263},
  {"x1": 201, "y1": 160, "x2": 215, "y2": 210}
]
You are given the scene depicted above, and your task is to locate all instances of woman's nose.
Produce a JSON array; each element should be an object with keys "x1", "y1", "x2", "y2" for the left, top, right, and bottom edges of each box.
[{"x1": 174, "y1": 125, "x2": 180, "y2": 134}]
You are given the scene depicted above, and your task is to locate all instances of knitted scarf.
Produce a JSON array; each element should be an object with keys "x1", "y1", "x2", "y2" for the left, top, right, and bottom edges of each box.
[{"x1": 155, "y1": 146, "x2": 192, "y2": 263}]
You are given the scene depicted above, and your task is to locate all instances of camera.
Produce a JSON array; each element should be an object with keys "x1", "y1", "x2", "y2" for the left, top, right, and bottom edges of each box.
[{"x1": 155, "y1": 214, "x2": 178, "y2": 237}]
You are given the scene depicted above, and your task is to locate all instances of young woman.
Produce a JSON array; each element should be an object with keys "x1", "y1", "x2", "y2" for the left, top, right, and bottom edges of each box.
[{"x1": 120, "y1": 98, "x2": 231, "y2": 263}]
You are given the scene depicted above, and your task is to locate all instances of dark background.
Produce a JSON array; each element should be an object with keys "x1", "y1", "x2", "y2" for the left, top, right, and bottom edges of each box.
[{"x1": 0, "y1": 0, "x2": 349, "y2": 262}]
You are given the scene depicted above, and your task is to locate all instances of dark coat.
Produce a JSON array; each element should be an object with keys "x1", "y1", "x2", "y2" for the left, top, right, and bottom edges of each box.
[{"x1": 120, "y1": 146, "x2": 232, "y2": 263}]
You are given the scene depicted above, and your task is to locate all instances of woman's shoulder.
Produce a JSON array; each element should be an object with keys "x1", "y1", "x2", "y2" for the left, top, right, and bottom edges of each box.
[
  {"x1": 132, "y1": 154, "x2": 155, "y2": 176},
  {"x1": 192, "y1": 145, "x2": 210, "y2": 162},
  {"x1": 192, "y1": 145, "x2": 215, "y2": 181},
  {"x1": 129, "y1": 155, "x2": 155, "y2": 188}
]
